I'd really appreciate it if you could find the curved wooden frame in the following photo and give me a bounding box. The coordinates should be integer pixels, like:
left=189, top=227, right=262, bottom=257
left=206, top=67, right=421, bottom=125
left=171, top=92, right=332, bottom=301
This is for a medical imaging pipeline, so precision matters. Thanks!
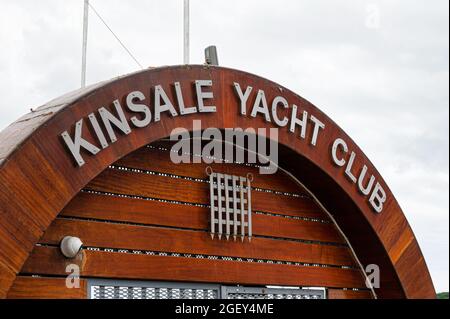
left=0, top=65, right=435, bottom=298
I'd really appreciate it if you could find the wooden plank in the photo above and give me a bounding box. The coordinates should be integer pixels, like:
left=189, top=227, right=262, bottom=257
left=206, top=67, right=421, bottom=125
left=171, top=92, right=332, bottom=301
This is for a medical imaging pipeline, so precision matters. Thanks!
left=253, top=214, right=344, bottom=243
left=22, top=247, right=367, bottom=289
left=0, top=260, right=16, bottom=299
left=0, top=222, right=31, bottom=272
left=62, top=192, right=208, bottom=230
left=116, top=146, right=302, bottom=194
left=327, top=289, right=373, bottom=299
left=7, top=276, right=87, bottom=299
left=61, top=194, right=344, bottom=244
left=40, top=219, right=355, bottom=266
left=86, top=168, right=327, bottom=219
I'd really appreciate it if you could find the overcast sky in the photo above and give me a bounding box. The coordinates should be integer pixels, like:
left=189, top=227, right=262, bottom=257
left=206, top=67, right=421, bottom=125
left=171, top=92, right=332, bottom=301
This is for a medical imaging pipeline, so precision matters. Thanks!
left=0, top=0, right=448, bottom=292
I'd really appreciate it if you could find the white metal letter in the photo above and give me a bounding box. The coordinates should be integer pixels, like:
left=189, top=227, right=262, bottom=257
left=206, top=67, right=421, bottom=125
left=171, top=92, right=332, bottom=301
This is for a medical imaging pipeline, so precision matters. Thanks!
left=234, top=83, right=253, bottom=115
left=331, top=138, right=348, bottom=167
left=126, top=91, right=151, bottom=128
left=61, top=119, right=101, bottom=167
left=251, top=90, right=271, bottom=122
left=88, top=113, right=108, bottom=149
left=175, top=82, right=196, bottom=115
left=290, top=105, right=308, bottom=138
left=345, top=151, right=358, bottom=183
left=271, top=96, right=289, bottom=127
left=195, top=80, right=216, bottom=113
left=369, top=182, right=386, bottom=213
left=309, top=115, right=325, bottom=146
left=154, top=85, right=178, bottom=122
left=99, top=100, right=132, bottom=143
left=358, top=165, right=376, bottom=196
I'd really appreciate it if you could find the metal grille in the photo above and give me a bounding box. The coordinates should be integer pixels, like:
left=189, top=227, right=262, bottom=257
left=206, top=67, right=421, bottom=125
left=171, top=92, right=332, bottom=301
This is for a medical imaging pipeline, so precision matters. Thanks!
left=209, top=172, right=252, bottom=242
left=221, top=286, right=326, bottom=300
left=89, top=280, right=219, bottom=299
left=89, top=280, right=326, bottom=299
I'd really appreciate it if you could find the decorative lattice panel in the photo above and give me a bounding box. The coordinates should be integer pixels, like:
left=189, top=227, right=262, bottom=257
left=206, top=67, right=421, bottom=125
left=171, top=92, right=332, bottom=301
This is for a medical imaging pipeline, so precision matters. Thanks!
left=89, top=280, right=326, bottom=299
left=221, top=286, right=326, bottom=299
left=209, top=171, right=253, bottom=242
left=89, top=281, right=219, bottom=299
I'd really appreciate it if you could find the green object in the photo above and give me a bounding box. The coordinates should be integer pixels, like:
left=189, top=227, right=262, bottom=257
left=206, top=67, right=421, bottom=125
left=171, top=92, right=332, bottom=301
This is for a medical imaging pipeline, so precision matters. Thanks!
left=437, top=292, right=449, bottom=299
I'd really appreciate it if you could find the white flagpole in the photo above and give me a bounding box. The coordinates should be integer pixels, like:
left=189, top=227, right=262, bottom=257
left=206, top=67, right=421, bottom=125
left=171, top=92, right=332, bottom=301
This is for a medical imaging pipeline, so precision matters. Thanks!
left=183, top=0, right=190, bottom=64
left=81, top=0, right=89, bottom=88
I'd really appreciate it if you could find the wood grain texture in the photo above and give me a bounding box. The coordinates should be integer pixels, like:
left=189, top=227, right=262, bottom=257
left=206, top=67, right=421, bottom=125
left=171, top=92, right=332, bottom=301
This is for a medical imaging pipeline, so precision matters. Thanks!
left=0, top=259, right=16, bottom=298
left=7, top=277, right=87, bottom=299
left=87, top=168, right=326, bottom=219
left=327, top=289, right=373, bottom=299
left=116, top=145, right=302, bottom=194
left=62, top=196, right=343, bottom=245
left=62, top=192, right=209, bottom=229
left=22, top=247, right=367, bottom=289
left=0, top=65, right=434, bottom=298
left=39, top=218, right=355, bottom=266
left=61, top=193, right=345, bottom=243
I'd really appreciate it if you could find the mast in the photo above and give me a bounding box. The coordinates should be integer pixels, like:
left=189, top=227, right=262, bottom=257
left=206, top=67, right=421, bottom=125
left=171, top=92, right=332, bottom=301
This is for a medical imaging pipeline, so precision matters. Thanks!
left=81, top=0, right=89, bottom=88
left=183, top=0, right=190, bottom=64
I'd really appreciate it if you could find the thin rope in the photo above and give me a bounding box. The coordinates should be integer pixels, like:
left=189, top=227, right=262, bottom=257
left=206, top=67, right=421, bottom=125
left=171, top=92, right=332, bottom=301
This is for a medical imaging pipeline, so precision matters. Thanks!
left=88, top=3, right=144, bottom=69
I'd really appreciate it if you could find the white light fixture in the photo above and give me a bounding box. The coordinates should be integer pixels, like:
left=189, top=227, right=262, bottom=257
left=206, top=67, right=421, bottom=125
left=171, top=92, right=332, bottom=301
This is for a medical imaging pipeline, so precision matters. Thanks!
left=60, top=236, right=83, bottom=258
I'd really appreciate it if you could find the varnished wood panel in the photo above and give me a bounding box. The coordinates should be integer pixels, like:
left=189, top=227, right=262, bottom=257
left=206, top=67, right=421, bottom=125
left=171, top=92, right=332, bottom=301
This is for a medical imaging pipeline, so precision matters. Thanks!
left=39, top=219, right=355, bottom=266
left=116, top=146, right=301, bottom=194
left=87, top=168, right=325, bottom=219
left=0, top=65, right=434, bottom=298
left=253, top=214, right=344, bottom=243
left=62, top=197, right=343, bottom=244
left=327, top=289, right=373, bottom=299
left=62, top=192, right=208, bottom=229
left=22, top=247, right=367, bottom=289
left=0, top=260, right=16, bottom=299
left=7, top=277, right=87, bottom=299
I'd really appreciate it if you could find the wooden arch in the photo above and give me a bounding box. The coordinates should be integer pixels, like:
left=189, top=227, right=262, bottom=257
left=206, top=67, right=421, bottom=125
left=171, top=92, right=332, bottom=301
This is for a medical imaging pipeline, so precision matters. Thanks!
left=0, top=65, right=435, bottom=298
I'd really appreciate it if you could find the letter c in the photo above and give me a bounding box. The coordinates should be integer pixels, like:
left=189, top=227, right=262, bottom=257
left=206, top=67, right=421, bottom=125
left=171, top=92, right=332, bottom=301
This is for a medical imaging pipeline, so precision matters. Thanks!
left=271, top=96, right=289, bottom=127
left=332, top=138, right=348, bottom=167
